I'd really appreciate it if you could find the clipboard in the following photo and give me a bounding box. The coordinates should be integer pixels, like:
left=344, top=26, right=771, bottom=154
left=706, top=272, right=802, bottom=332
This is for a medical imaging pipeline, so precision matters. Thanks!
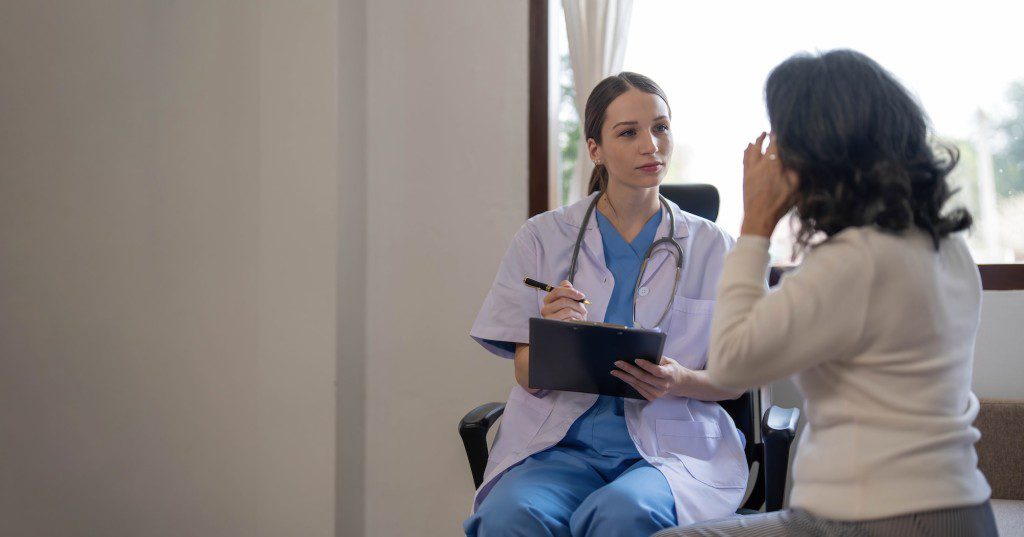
left=528, top=317, right=667, bottom=399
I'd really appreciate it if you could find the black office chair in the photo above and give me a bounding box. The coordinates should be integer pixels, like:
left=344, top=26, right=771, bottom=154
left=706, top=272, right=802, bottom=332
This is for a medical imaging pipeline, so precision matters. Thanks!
left=459, top=184, right=801, bottom=514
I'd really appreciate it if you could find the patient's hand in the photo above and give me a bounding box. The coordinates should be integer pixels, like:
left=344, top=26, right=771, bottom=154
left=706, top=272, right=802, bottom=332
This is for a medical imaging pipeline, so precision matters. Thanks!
left=741, top=132, right=798, bottom=238
left=611, top=357, right=744, bottom=402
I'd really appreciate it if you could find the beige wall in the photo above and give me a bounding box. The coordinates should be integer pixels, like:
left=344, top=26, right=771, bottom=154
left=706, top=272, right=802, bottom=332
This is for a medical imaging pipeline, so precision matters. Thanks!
left=0, top=2, right=338, bottom=536
left=362, top=0, right=528, bottom=535
left=338, top=0, right=367, bottom=535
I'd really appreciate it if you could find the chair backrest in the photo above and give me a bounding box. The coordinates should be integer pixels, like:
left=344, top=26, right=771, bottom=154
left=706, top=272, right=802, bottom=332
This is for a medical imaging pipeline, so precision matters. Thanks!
left=660, top=183, right=720, bottom=222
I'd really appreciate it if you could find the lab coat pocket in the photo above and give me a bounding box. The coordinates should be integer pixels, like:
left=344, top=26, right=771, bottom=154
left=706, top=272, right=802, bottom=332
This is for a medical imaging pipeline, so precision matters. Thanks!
left=656, top=418, right=746, bottom=489
left=664, top=297, right=716, bottom=370
left=499, top=385, right=554, bottom=445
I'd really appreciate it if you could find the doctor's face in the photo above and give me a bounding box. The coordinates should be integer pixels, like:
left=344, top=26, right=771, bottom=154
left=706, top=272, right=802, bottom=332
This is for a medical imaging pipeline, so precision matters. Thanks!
left=589, top=89, right=673, bottom=190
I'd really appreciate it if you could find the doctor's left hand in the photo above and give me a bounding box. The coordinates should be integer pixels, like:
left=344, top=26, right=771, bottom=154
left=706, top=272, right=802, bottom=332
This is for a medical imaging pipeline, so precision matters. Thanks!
left=610, top=356, right=690, bottom=401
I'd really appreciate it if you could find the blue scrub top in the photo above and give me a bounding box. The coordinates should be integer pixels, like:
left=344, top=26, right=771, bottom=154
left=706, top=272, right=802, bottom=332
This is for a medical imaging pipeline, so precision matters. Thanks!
left=555, top=208, right=662, bottom=461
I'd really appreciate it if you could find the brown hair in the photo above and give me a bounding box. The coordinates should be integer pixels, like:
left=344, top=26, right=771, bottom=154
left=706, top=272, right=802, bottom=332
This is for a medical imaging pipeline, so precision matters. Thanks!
left=584, top=72, right=671, bottom=194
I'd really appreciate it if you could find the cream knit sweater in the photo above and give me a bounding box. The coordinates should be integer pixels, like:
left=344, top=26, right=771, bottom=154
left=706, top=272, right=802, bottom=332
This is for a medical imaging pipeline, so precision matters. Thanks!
left=708, top=227, right=991, bottom=520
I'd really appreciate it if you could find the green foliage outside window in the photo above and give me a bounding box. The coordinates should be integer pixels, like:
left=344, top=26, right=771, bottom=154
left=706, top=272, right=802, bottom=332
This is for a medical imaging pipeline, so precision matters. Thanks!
left=559, top=53, right=581, bottom=205
left=993, top=80, right=1024, bottom=198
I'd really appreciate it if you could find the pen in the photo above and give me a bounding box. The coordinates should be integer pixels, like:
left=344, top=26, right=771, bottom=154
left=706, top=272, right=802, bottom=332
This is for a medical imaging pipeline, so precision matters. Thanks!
left=523, top=277, right=591, bottom=305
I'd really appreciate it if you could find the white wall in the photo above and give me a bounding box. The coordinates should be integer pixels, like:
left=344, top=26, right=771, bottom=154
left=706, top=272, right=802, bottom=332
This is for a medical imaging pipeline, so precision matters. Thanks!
left=362, top=0, right=528, bottom=535
left=0, top=2, right=338, bottom=535
left=972, top=291, right=1024, bottom=399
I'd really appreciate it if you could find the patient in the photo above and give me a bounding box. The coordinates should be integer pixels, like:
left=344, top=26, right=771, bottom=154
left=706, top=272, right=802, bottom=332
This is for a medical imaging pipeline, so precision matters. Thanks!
left=656, top=49, right=997, bottom=536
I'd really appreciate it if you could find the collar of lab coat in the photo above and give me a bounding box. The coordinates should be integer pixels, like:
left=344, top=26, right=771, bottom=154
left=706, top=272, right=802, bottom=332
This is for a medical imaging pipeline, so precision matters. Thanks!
left=565, top=190, right=690, bottom=241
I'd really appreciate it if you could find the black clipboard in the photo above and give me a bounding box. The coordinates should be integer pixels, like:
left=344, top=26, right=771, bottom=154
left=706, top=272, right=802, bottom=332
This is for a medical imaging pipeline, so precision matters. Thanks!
left=528, top=317, right=667, bottom=399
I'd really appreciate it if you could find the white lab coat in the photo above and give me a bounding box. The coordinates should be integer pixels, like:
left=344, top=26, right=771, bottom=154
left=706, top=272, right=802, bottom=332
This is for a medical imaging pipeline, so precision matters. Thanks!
left=470, top=192, right=748, bottom=524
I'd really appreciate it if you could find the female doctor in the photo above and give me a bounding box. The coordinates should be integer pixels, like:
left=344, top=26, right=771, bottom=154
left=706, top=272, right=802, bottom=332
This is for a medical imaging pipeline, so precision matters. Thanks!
left=464, top=72, right=749, bottom=537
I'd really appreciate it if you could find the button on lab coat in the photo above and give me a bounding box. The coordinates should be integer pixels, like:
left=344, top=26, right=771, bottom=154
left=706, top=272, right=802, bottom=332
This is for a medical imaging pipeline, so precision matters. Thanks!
left=470, top=192, right=748, bottom=524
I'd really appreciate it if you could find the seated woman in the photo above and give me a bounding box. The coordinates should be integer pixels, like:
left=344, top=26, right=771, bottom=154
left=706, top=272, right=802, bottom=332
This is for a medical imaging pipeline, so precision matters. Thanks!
left=656, top=49, right=996, bottom=537
left=463, top=72, right=750, bottom=536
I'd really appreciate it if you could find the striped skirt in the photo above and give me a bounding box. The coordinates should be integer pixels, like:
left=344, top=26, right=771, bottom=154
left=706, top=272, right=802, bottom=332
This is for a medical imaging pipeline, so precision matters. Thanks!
left=653, top=501, right=998, bottom=537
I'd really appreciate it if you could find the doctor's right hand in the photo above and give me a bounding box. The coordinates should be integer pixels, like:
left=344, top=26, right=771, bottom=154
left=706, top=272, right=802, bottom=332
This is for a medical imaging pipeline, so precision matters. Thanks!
left=541, top=280, right=588, bottom=321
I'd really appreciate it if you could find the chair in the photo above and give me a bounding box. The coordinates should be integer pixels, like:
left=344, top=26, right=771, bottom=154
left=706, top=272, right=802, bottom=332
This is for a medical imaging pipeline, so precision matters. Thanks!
left=660, top=183, right=720, bottom=223
left=459, top=184, right=801, bottom=514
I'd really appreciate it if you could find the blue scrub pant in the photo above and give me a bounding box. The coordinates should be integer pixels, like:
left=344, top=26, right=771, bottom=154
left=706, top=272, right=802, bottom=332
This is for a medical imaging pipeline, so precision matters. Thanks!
left=464, top=445, right=676, bottom=537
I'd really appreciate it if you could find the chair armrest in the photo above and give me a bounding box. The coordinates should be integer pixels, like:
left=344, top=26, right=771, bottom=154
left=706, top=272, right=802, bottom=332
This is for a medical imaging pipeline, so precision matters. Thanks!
left=460, top=402, right=506, bottom=431
left=459, top=402, right=506, bottom=488
left=761, top=405, right=800, bottom=512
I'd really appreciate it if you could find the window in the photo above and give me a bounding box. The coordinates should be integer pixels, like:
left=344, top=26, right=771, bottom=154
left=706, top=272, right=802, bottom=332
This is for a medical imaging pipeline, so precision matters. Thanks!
left=552, top=0, right=1024, bottom=263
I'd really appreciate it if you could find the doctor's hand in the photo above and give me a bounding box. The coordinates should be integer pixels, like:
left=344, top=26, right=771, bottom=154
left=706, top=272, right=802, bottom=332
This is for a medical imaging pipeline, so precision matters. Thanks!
left=610, top=356, right=690, bottom=401
left=741, top=132, right=799, bottom=238
left=541, top=280, right=588, bottom=321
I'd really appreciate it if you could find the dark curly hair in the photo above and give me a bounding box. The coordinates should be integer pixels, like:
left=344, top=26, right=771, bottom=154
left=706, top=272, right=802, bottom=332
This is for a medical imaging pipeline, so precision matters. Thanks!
left=766, top=49, right=971, bottom=253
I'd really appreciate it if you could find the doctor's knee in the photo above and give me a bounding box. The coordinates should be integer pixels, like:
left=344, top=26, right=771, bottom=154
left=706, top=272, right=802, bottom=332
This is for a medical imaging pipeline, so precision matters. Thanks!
left=466, top=497, right=565, bottom=537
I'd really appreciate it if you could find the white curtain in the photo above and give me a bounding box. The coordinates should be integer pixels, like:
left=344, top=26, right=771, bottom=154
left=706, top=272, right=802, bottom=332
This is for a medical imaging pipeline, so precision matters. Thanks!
left=562, top=0, right=634, bottom=201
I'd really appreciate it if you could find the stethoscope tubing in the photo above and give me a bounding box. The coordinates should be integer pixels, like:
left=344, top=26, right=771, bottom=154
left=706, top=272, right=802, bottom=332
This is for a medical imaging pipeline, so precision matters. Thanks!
left=567, top=192, right=683, bottom=330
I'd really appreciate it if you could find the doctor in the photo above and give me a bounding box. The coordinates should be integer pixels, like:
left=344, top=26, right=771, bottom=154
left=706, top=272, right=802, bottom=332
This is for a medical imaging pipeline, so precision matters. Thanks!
left=464, top=72, right=748, bottom=537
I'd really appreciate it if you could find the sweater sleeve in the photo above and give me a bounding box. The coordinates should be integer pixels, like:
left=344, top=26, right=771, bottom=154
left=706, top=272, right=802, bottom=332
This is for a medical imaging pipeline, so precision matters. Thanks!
left=706, top=232, right=874, bottom=390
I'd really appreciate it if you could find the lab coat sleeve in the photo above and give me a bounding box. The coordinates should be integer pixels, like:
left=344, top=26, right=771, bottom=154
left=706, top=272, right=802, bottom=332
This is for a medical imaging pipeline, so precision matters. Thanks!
left=706, top=231, right=873, bottom=390
left=470, top=224, right=542, bottom=359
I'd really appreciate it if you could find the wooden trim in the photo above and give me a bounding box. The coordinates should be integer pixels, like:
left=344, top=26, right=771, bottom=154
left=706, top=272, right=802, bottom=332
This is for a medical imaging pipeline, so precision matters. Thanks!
left=528, top=0, right=549, bottom=217
left=978, top=264, right=1024, bottom=291
left=771, top=264, right=1024, bottom=291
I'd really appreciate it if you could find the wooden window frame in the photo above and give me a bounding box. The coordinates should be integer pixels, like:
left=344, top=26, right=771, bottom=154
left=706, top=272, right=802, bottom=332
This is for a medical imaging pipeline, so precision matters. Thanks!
left=527, top=0, right=1024, bottom=290
left=770, top=265, right=1024, bottom=290
left=528, top=0, right=549, bottom=219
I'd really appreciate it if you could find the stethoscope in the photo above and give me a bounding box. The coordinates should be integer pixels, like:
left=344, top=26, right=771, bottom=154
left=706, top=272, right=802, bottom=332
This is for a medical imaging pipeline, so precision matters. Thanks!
left=567, top=192, right=684, bottom=330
